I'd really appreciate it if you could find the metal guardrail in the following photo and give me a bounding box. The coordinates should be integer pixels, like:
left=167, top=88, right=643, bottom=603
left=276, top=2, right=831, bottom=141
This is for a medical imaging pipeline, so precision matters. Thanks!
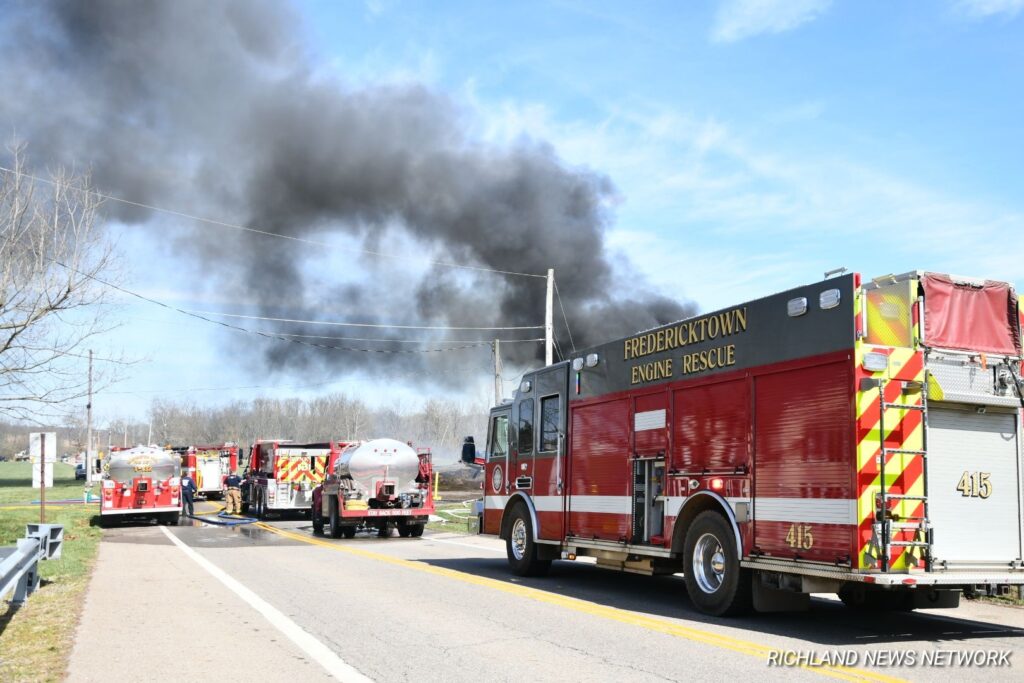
left=0, top=524, right=63, bottom=606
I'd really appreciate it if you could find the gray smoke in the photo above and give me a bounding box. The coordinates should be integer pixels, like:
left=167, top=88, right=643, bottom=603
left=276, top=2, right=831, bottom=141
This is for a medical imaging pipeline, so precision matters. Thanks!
left=0, top=0, right=694, bottom=380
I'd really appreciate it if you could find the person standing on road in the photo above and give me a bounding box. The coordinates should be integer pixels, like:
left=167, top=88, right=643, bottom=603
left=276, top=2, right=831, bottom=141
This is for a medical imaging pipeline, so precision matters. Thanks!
left=180, top=472, right=197, bottom=517
left=224, top=470, right=243, bottom=515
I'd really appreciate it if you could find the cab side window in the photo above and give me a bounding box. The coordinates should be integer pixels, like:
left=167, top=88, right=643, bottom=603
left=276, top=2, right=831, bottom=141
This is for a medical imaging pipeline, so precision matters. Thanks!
left=518, top=399, right=534, bottom=455
left=489, top=415, right=509, bottom=461
left=540, top=395, right=560, bottom=452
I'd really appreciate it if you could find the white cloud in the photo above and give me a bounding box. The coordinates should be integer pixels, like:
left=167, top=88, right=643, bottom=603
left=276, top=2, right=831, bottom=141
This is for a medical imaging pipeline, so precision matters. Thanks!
left=711, top=0, right=832, bottom=43
left=468, top=94, right=1024, bottom=305
left=954, top=0, right=1024, bottom=18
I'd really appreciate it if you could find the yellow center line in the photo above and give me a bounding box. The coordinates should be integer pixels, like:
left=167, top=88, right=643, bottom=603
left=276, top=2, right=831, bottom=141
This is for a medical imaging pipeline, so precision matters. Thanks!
left=253, top=522, right=904, bottom=683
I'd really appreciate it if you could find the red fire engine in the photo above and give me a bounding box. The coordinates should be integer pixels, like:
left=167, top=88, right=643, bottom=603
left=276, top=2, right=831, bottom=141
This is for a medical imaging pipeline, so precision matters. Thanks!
left=242, top=440, right=345, bottom=518
left=98, top=445, right=181, bottom=526
left=312, top=439, right=434, bottom=538
left=469, top=271, right=1024, bottom=615
left=173, top=443, right=239, bottom=499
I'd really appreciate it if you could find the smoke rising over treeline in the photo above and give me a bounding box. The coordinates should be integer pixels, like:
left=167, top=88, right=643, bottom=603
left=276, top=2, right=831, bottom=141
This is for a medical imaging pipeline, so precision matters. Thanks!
left=0, top=0, right=694, bottom=382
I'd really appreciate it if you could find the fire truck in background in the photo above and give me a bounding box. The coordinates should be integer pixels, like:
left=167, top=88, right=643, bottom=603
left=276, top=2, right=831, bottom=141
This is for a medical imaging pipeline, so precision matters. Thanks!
left=242, top=440, right=345, bottom=519
left=469, top=271, right=1024, bottom=615
left=173, top=443, right=239, bottom=499
left=312, top=439, right=434, bottom=538
left=98, top=445, right=181, bottom=526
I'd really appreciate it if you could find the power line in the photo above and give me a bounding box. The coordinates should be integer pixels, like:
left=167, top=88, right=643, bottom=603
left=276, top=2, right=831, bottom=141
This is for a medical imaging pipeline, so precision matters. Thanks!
left=553, top=278, right=577, bottom=354
left=0, top=165, right=547, bottom=280
left=186, top=309, right=544, bottom=331
left=51, top=260, right=500, bottom=355
left=274, top=332, right=546, bottom=344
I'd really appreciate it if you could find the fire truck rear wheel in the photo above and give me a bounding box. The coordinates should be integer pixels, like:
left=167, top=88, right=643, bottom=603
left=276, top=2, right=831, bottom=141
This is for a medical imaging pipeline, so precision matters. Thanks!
left=683, top=510, right=752, bottom=616
left=342, top=526, right=356, bottom=539
left=312, top=504, right=325, bottom=535
left=838, top=584, right=912, bottom=611
left=506, top=505, right=551, bottom=577
left=397, top=521, right=412, bottom=537
left=409, top=523, right=424, bottom=537
left=328, top=498, right=343, bottom=539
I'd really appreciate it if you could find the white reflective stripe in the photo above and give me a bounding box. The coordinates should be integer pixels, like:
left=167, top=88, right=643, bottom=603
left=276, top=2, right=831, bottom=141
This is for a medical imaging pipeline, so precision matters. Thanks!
left=665, top=496, right=749, bottom=518
left=568, top=495, right=632, bottom=514
left=634, top=409, right=666, bottom=431
left=533, top=496, right=563, bottom=512
left=754, top=498, right=856, bottom=525
left=484, top=495, right=509, bottom=509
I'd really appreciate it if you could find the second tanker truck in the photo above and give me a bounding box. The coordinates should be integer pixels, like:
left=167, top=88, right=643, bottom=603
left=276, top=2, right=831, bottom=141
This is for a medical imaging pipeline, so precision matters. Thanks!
left=312, top=438, right=435, bottom=538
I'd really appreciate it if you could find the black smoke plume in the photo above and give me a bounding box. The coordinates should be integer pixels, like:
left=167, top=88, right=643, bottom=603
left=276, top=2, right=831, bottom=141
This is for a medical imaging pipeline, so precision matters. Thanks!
left=0, top=0, right=694, bottom=381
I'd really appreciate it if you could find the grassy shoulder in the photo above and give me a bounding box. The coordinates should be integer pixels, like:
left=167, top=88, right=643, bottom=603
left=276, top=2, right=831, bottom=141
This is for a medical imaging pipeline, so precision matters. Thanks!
left=427, top=498, right=480, bottom=534
left=0, top=462, right=102, bottom=682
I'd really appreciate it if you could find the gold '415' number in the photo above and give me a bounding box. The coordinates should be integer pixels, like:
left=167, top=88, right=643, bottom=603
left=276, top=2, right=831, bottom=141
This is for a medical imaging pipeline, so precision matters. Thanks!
left=956, top=471, right=992, bottom=499
left=786, top=524, right=814, bottom=550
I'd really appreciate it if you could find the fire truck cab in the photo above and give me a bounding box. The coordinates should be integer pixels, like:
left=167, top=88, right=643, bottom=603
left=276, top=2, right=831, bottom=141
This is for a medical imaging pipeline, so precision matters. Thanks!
left=474, top=271, right=1024, bottom=615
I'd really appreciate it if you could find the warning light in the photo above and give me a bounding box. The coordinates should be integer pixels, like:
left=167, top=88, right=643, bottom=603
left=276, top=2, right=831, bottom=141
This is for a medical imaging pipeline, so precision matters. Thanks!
left=710, top=478, right=724, bottom=491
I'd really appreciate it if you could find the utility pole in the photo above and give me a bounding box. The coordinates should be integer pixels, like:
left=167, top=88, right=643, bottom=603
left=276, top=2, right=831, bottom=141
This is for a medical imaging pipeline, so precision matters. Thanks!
left=493, top=338, right=503, bottom=405
left=39, top=433, right=46, bottom=523
left=86, top=349, right=93, bottom=485
left=545, top=268, right=554, bottom=366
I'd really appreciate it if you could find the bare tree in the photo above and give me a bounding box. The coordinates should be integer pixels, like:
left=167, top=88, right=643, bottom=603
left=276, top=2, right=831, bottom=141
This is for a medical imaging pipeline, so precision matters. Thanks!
left=0, top=145, right=120, bottom=422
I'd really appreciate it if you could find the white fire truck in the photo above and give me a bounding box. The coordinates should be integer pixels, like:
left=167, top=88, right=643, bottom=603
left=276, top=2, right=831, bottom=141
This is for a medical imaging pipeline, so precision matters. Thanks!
left=468, top=271, right=1024, bottom=615
left=242, top=440, right=344, bottom=518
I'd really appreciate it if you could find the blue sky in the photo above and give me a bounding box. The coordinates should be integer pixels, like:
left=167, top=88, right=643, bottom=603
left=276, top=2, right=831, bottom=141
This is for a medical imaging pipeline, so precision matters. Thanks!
left=91, top=0, right=1023, bottom=421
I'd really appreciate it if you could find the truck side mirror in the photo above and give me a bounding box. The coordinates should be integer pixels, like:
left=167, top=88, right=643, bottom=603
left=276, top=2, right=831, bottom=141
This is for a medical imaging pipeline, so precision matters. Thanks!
left=461, top=439, right=477, bottom=465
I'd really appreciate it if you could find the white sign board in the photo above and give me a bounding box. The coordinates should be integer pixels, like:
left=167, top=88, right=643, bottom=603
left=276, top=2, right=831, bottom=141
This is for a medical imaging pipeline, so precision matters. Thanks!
left=29, top=432, right=58, bottom=463
left=33, top=460, right=53, bottom=488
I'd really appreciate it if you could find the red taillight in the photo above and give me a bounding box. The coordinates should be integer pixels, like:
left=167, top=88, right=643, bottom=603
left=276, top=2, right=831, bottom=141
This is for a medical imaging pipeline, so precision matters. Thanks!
left=709, top=478, right=724, bottom=491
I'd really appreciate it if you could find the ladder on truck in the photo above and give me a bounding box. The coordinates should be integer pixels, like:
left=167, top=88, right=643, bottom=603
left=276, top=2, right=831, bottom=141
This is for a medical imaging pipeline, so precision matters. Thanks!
left=876, top=376, right=932, bottom=571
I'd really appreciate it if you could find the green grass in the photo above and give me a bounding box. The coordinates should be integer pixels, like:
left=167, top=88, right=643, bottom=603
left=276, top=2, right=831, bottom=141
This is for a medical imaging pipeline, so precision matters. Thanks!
left=0, top=462, right=102, bottom=682
left=427, top=500, right=479, bottom=534
left=0, top=462, right=91, bottom=505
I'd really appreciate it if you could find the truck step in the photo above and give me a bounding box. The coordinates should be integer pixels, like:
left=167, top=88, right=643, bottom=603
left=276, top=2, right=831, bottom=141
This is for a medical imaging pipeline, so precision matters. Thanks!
left=882, top=494, right=928, bottom=501
left=882, top=449, right=927, bottom=456
left=889, top=522, right=929, bottom=530
left=888, top=541, right=931, bottom=547
left=882, top=403, right=926, bottom=411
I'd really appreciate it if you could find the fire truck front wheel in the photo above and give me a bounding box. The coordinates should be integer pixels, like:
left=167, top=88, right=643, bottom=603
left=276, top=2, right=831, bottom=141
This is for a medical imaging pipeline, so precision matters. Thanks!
left=683, top=511, right=752, bottom=617
left=505, top=505, right=551, bottom=577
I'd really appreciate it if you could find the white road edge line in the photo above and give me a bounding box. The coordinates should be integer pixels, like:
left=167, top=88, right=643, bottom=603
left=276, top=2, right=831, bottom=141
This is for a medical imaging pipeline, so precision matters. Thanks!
left=159, top=526, right=372, bottom=683
left=427, top=537, right=505, bottom=553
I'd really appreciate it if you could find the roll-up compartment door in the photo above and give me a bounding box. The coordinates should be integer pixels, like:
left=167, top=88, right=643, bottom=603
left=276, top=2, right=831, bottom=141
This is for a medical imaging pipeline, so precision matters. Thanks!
left=927, top=406, right=1022, bottom=565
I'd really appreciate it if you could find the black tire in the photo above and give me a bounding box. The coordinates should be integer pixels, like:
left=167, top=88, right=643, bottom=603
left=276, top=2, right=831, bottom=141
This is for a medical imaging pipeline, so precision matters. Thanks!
left=166, top=512, right=180, bottom=526
left=397, top=521, right=412, bottom=538
left=256, top=490, right=266, bottom=520
left=505, top=504, right=551, bottom=577
left=377, top=524, right=391, bottom=538
left=342, top=526, right=356, bottom=539
left=409, top=523, right=424, bottom=538
left=838, top=585, right=912, bottom=611
left=312, top=502, right=325, bottom=536
left=683, top=510, right=752, bottom=617
left=328, top=497, right=343, bottom=539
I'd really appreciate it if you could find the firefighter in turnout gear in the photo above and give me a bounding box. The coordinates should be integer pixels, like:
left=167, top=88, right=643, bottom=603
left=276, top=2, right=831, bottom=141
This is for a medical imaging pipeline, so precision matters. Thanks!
left=224, top=471, right=243, bottom=515
left=180, top=473, right=197, bottom=517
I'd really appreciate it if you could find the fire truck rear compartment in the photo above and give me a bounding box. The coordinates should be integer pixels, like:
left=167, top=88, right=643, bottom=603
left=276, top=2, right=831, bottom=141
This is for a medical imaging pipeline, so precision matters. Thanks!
left=926, top=404, right=1023, bottom=567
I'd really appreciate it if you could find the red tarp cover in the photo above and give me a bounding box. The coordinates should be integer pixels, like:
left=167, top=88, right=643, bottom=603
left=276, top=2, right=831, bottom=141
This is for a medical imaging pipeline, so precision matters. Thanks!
left=922, top=273, right=1021, bottom=355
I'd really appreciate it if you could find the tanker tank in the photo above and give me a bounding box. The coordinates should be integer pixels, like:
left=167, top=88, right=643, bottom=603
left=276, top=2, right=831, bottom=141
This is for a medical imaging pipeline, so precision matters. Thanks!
left=333, top=438, right=421, bottom=498
left=105, top=445, right=180, bottom=483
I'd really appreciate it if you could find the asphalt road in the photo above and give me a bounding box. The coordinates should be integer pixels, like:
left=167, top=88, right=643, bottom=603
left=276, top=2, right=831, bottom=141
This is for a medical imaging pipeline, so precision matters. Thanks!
left=71, top=503, right=1024, bottom=682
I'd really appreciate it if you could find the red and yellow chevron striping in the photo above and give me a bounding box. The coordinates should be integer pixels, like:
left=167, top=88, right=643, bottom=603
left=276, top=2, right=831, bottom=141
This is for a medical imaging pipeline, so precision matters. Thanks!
left=855, top=344, right=926, bottom=571
left=275, top=455, right=329, bottom=484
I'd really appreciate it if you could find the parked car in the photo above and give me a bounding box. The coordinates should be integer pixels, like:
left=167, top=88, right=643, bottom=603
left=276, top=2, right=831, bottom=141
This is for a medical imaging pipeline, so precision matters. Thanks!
left=75, top=463, right=86, bottom=480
